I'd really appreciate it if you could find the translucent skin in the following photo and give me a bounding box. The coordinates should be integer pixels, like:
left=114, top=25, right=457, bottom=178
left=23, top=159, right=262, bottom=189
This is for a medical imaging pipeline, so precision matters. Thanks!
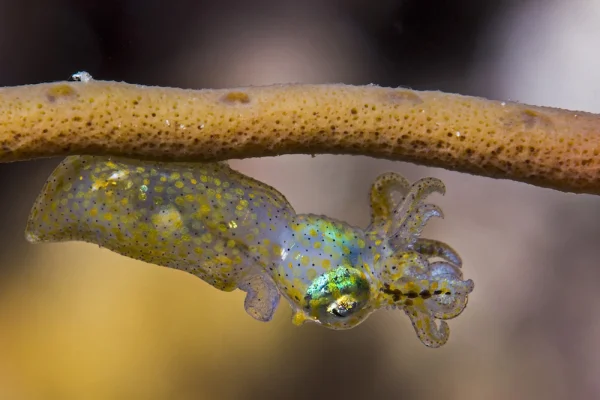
left=26, top=156, right=474, bottom=347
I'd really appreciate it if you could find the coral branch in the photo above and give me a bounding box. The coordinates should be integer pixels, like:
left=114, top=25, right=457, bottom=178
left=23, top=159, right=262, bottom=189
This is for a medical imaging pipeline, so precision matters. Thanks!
left=0, top=77, right=598, bottom=194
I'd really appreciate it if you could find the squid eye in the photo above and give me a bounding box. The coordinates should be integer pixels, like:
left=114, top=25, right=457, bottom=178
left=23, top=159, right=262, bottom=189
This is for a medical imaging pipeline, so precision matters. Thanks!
left=327, top=297, right=358, bottom=318
left=331, top=308, right=345, bottom=317
left=303, top=266, right=371, bottom=327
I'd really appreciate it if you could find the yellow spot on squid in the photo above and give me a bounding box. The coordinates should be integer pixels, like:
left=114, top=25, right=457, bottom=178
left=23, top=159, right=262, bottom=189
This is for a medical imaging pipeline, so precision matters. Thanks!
left=292, top=312, right=308, bottom=326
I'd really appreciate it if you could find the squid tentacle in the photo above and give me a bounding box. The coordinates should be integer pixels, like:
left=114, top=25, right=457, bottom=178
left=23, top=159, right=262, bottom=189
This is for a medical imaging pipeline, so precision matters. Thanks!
left=390, top=203, right=444, bottom=250
left=413, top=238, right=463, bottom=267
left=405, top=307, right=450, bottom=348
left=368, top=172, right=411, bottom=233
left=392, top=177, right=445, bottom=226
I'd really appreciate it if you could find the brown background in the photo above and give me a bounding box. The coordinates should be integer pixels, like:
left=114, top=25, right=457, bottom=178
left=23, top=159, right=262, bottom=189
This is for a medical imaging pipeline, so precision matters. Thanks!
left=0, top=0, right=599, bottom=399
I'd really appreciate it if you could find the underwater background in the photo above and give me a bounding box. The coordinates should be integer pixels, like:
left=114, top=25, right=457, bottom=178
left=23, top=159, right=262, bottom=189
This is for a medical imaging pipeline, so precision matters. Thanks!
left=0, top=0, right=599, bottom=399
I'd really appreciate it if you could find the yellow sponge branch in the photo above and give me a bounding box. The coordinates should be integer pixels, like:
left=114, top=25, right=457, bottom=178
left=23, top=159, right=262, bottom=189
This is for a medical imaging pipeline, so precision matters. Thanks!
left=0, top=78, right=598, bottom=194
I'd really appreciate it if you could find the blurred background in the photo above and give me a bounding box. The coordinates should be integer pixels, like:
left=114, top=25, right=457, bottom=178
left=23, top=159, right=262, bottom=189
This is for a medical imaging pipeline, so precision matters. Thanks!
left=0, top=0, right=599, bottom=399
